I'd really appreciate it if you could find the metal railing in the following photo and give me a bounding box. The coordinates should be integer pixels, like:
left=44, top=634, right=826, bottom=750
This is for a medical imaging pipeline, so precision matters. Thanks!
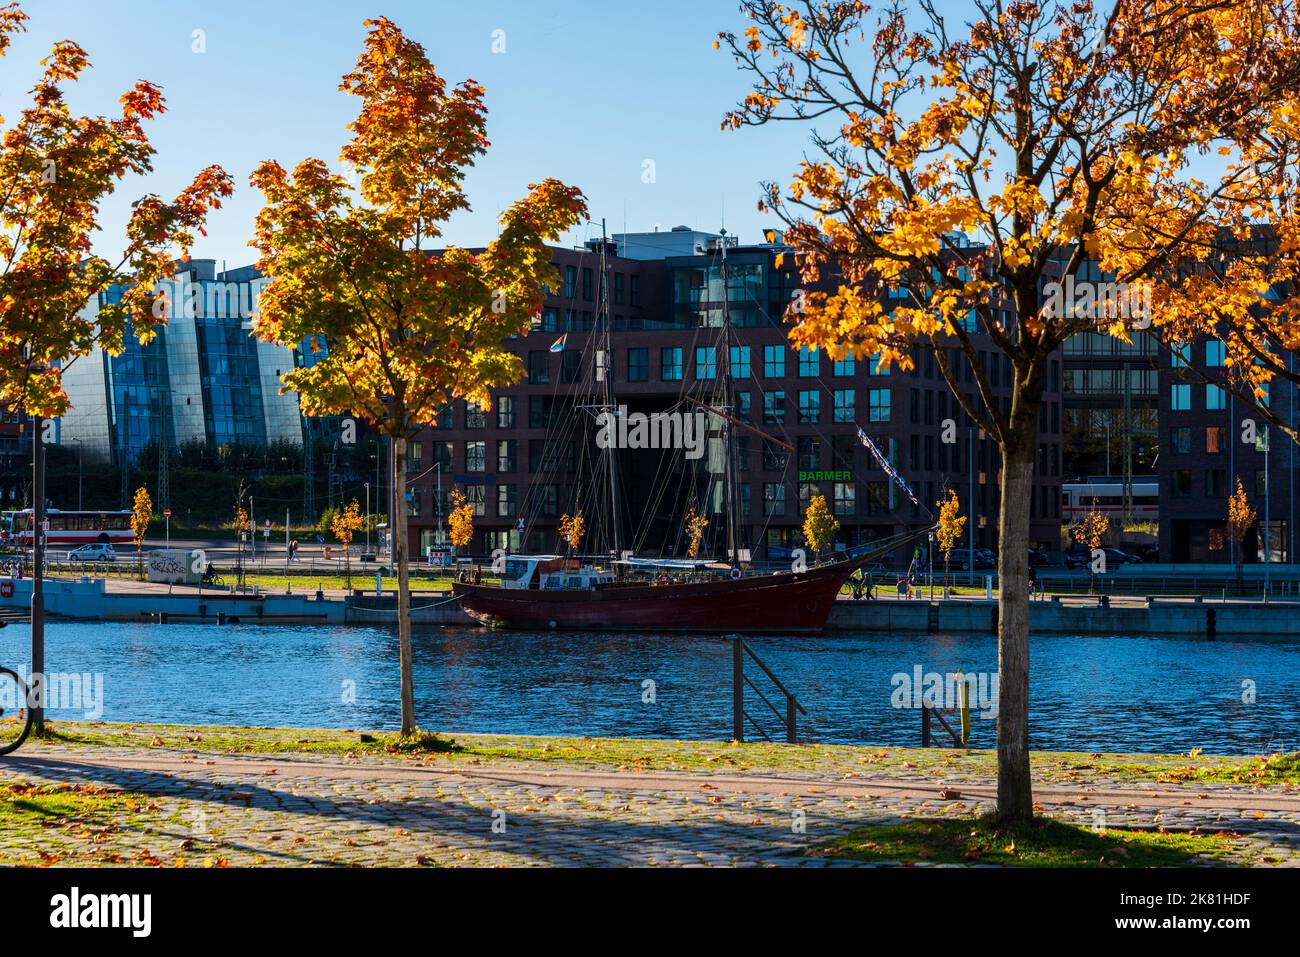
left=728, top=636, right=806, bottom=743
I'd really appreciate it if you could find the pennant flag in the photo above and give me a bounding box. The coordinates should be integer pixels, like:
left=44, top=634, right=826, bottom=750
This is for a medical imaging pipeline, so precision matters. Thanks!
left=549, top=334, right=567, bottom=353
left=857, top=426, right=919, bottom=506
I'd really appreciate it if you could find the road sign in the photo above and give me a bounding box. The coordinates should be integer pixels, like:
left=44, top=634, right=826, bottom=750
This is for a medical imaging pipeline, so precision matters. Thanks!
left=163, top=508, right=172, bottom=518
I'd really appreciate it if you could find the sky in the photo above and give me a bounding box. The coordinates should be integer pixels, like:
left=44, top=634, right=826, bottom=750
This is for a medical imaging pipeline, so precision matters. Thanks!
left=0, top=0, right=813, bottom=266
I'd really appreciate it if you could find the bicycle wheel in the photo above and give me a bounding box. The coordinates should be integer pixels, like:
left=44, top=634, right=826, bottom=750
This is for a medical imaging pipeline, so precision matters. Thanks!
left=0, top=666, right=33, bottom=755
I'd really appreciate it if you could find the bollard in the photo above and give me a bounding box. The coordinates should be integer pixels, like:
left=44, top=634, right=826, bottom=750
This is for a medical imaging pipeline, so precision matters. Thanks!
left=985, top=575, right=993, bottom=600
left=1206, top=606, right=1217, bottom=641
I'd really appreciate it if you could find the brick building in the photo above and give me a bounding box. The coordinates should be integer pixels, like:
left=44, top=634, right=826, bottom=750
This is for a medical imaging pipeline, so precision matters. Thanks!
left=403, top=229, right=1064, bottom=564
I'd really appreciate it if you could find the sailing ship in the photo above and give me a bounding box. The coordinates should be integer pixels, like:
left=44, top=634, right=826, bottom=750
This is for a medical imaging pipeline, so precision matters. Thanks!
left=452, top=224, right=921, bottom=632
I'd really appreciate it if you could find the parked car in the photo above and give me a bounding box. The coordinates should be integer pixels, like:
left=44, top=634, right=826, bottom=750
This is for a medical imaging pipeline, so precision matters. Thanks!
left=1101, top=547, right=1141, bottom=566
left=1027, top=547, right=1048, bottom=568
left=956, top=548, right=996, bottom=571
left=1131, top=543, right=1159, bottom=562
left=68, top=543, right=116, bottom=563
left=1064, top=543, right=1091, bottom=569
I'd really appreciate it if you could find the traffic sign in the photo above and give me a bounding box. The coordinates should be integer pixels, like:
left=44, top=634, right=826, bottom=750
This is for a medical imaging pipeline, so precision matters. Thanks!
left=163, top=508, right=172, bottom=518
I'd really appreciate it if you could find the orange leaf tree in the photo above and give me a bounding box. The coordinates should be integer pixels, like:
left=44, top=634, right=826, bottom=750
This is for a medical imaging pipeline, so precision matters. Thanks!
left=249, top=19, right=587, bottom=735
left=1225, top=476, right=1257, bottom=562
left=718, top=0, right=1300, bottom=822
left=0, top=2, right=233, bottom=418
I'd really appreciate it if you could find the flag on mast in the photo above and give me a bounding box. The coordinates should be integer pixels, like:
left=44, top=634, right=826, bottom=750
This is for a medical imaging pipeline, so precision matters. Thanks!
left=856, top=426, right=919, bottom=506
left=550, top=334, right=567, bottom=353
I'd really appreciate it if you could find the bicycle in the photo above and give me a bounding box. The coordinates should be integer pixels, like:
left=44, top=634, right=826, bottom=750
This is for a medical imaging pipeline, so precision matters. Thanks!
left=200, top=563, right=225, bottom=587
left=0, top=662, right=33, bottom=756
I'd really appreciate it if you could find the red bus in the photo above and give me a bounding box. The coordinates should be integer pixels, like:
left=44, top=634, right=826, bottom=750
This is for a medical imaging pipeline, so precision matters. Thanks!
left=0, top=509, right=134, bottom=547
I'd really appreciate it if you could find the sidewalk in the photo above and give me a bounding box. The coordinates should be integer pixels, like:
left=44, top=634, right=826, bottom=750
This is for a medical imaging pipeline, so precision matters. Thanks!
left=2, top=727, right=1298, bottom=867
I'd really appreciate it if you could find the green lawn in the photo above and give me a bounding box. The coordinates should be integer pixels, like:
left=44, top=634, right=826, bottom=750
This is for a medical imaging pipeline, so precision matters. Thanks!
left=31, top=721, right=1300, bottom=786
left=814, top=815, right=1243, bottom=866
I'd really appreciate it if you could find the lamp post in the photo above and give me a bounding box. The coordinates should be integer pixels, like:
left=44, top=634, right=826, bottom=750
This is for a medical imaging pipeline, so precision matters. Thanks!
left=365, top=481, right=371, bottom=556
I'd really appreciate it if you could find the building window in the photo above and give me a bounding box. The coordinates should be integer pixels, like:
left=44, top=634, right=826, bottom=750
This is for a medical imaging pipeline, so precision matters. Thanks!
left=1171, top=427, right=1192, bottom=454
left=564, top=265, right=577, bottom=299
left=614, top=273, right=625, bottom=306
left=559, top=351, right=581, bottom=384
left=528, top=351, right=550, bottom=385
left=661, top=347, right=683, bottom=381
left=496, top=439, right=515, bottom=473
left=1171, top=383, right=1191, bottom=410
left=407, top=490, right=421, bottom=518
left=798, top=390, right=820, bottom=424
left=497, top=483, right=517, bottom=518
left=1206, top=340, right=1226, bottom=366
left=763, top=441, right=788, bottom=471
left=763, top=345, right=785, bottom=378
left=798, top=346, right=818, bottom=377
left=868, top=389, right=891, bottom=423
left=529, top=439, right=558, bottom=473
left=465, top=401, right=486, bottom=429
left=463, top=484, right=486, bottom=517
left=1207, top=469, right=1226, bottom=498
left=1171, top=469, right=1193, bottom=497
left=537, top=484, right=559, bottom=517
left=730, top=345, right=751, bottom=378
left=696, top=347, right=716, bottom=379
left=629, top=275, right=641, bottom=307
left=1171, top=345, right=1189, bottom=367
left=434, top=441, right=453, bottom=470
left=833, top=354, right=855, bottom=376
left=465, top=441, right=486, bottom=473
left=798, top=435, right=820, bottom=470
left=1206, top=384, right=1226, bottom=410
left=763, top=482, right=786, bottom=517
left=406, top=442, right=422, bottom=472
left=582, top=267, right=594, bottom=301
left=833, top=482, right=855, bottom=517
left=833, top=389, right=854, bottom=424
left=763, top=390, right=785, bottom=425
left=496, top=396, right=515, bottom=429
left=627, top=348, right=648, bottom=382
left=1206, top=426, right=1225, bottom=454
left=736, top=391, right=751, bottom=422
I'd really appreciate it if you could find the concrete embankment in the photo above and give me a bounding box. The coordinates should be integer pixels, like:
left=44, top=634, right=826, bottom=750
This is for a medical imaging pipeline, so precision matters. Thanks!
left=1, top=576, right=1296, bottom=637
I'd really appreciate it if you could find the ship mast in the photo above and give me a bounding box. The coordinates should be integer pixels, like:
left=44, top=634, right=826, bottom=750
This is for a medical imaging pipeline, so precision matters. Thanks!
left=599, top=219, right=622, bottom=559
left=718, top=229, right=742, bottom=568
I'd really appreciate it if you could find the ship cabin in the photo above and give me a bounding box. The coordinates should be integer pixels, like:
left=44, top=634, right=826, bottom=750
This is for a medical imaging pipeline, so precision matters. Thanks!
left=499, top=556, right=616, bottom=591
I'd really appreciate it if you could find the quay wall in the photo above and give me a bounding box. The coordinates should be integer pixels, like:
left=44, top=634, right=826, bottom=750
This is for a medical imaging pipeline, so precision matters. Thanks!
left=0, top=577, right=1296, bottom=637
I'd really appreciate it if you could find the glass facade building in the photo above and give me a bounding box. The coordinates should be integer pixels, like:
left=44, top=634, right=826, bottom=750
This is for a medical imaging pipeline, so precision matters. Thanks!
left=59, top=260, right=303, bottom=466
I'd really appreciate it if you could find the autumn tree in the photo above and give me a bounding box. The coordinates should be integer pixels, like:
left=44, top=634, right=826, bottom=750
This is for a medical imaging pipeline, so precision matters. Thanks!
left=935, top=490, right=967, bottom=589
left=719, top=0, right=1300, bottom=823
left=559, top=512, right=586, bottom=554
left=1072, top=507, right=1111, bottom=589
left=447, top=489, right=475, bottom=553
left=1226, top=476, right=1257, bottom=564
left=331, top=498, right=365, bottom=589
left=802, top=493, right=839, bottom=556
left=684, top=505, right=709, bottom=559
left=130, top=486, right=152, bottom=580
left=0, top=4, right=232, bottom=417
left=250, top=19, right=586, bottom=736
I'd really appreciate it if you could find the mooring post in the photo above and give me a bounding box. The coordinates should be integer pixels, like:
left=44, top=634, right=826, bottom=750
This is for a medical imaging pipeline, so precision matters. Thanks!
left=731, top=636, right=744, bottom=742
left=921, top=704, right=932, bottom=747
left=786, top=693, right=796, bottom=744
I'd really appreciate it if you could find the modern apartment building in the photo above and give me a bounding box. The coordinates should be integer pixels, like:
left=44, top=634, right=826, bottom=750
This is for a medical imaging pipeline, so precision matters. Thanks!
left=403, top=230, right=1065, bottom=563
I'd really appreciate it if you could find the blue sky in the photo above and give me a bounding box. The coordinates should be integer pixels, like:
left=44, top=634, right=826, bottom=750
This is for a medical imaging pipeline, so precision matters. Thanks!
left=1, top=0, right=810, bottom=265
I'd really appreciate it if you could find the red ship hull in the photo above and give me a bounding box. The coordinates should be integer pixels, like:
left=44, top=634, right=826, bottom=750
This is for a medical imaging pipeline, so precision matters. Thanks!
left=452, top=558, right=866, bottom=633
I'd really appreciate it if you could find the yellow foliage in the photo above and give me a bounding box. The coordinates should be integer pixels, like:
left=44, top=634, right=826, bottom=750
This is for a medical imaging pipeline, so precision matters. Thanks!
left=1072, top=510, right=1109, bottom=551
left=802, top=494, right=840, bottom=555
left=130, top=487, right=153, bottom=546
left=935, top=490, right=966, bottom=562
left=1226, top=476, right=1257, bottom=546
left=559, top=512, right=586, bottom=552
left=684, top=505, right=709, bottom=559
left=448, top=488, right=474, bottom=549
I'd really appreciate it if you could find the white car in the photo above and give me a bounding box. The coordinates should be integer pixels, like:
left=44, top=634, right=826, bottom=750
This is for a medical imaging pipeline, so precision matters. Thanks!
left=68, top=543, right=117, bottom=562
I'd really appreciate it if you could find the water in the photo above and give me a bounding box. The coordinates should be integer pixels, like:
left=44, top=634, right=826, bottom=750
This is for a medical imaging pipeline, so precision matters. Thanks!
left=0, top=621, right=1295, bottom=755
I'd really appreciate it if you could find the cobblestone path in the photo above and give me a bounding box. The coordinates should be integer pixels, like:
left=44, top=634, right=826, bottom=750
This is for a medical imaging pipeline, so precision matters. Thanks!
left=2, top=744, right=1299, bottom=867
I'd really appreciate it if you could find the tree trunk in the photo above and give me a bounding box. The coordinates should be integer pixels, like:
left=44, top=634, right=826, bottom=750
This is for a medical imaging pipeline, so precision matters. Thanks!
left=996, top=429, right=1036, bottom=824
left=392, top=436, right=415, bottom=736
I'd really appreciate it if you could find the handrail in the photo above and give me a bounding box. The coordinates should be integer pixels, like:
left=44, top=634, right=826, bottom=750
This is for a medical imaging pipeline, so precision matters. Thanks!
left=727, top=635, right=805, bottom=743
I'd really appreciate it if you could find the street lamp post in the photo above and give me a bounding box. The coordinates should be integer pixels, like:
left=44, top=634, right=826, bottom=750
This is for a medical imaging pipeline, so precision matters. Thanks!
left=72, top=437, right=83, bottom=511
left=365, top=481, right=371, bottom=556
